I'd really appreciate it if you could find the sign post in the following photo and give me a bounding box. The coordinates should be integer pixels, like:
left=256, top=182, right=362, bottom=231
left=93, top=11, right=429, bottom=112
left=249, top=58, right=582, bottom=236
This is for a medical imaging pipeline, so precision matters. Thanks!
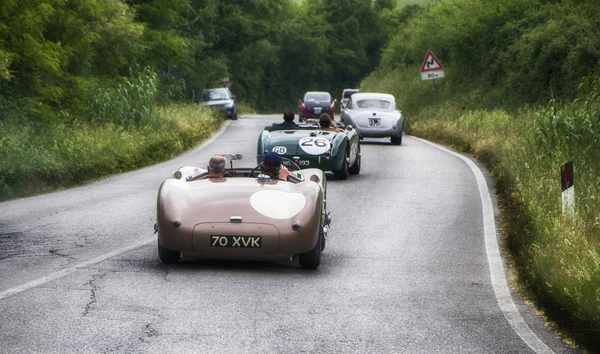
left=561, top=161, right=574, bottom=218
left=420, top=50, right=445, bottom=81
left=420, top=50, right=444, bottom=101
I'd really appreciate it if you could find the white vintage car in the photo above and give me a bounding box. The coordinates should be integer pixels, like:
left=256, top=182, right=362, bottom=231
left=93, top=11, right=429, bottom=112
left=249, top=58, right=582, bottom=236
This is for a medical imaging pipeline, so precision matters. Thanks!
left=340, top=92, right=404, bottom=145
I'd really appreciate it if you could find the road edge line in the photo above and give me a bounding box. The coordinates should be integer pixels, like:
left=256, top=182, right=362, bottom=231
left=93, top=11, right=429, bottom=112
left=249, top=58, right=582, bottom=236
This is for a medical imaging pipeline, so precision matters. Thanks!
left=413, top=136, right=554, bottom=354
left=0, top=239, right=152, bottom=301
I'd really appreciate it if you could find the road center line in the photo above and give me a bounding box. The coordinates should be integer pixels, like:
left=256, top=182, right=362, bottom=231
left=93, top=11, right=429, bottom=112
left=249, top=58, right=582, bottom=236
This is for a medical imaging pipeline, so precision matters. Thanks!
left=414, top=137, right=553, bottom=354
left=0, top=238, right=153, bottom=301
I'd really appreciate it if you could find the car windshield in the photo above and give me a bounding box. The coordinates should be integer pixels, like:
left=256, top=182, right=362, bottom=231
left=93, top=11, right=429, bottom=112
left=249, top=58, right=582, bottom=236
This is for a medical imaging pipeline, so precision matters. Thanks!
left=305, top=93, right=330, bottom=102
left=355, top=99, right=392, bottom=110
left=283, top=158, right=305, bottom=181
left=202, top=89, right=230, bottom=101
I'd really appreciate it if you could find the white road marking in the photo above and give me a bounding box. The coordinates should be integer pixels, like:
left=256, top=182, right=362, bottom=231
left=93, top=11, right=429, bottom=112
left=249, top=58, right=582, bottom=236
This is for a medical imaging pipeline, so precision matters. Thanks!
left=0, top=238, right=153, bottom=301
left=0, top=120, right=233, bottom=301
left=414, top=137, right=554, bottom=354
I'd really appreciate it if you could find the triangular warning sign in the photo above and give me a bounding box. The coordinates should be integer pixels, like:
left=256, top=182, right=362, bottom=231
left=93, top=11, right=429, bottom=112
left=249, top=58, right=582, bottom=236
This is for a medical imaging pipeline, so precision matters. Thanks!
left=420, top=50, right=444, bottom=72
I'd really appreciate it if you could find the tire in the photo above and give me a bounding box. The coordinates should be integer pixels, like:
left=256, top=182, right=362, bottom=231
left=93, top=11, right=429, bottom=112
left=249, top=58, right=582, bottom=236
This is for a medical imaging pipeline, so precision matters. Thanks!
left=158, top=238, right=180, bottom=264
left=348, top=144, right=361, bottom=175
left=231, top=111, right=238, bottom=120
left=391, top=135, right=402, bottom=145
left=332, top=147, right=349, bottom=180
left=299, top=230, right=322, bottom=270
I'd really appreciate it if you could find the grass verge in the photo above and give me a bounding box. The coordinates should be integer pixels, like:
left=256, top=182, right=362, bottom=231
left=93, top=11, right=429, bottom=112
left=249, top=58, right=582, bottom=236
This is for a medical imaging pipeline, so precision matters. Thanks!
left=0, top=104, right=223, bottom=201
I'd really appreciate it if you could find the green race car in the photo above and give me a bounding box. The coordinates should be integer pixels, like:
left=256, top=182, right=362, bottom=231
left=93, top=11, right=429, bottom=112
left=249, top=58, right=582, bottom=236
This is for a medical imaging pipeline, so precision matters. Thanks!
left=257, top=124, right=361, bottom=180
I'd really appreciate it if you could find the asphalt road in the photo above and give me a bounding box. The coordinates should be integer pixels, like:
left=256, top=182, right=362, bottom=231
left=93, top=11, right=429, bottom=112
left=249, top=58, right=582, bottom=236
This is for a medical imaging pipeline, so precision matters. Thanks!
left=0, top=114, right=579, bottom=353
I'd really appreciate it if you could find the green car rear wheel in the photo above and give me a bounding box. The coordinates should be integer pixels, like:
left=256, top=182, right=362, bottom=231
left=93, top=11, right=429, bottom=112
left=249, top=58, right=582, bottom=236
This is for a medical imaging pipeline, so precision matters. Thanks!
left=333, top=148, right=349, bottom=180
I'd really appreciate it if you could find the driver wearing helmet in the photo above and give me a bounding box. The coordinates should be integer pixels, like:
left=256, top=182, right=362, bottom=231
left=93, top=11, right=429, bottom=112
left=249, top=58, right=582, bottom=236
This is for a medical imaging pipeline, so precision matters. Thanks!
left=261, top=152, right=290, bottom=181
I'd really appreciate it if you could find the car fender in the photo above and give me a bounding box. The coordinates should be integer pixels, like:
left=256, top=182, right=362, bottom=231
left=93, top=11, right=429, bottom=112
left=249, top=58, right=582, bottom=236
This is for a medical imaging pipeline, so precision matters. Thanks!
left=330, top=134, right=348, bottom=170
left=396, top=113, right=404, bottom=130
left=341, top=111, right=357, bottom=128
left=256, top=130, right=270, bottom=162
left=346, top=129, right=360, bottom=165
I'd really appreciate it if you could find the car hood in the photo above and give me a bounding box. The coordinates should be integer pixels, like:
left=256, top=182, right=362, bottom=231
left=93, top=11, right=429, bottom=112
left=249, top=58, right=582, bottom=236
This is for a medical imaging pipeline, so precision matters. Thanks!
left=346, top=110, right=401, bottom=128
left=158, top=178, right=321, bottom=225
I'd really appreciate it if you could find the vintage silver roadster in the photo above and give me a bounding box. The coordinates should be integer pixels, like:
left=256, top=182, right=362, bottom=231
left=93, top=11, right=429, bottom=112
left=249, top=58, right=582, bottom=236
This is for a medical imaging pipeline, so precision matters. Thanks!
left=154, top=154, right=330, bottom=269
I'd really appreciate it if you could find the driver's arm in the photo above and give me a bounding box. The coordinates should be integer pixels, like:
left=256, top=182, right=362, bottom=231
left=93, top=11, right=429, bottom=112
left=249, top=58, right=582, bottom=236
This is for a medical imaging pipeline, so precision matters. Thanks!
left=279, top=165, right=290, bottom=181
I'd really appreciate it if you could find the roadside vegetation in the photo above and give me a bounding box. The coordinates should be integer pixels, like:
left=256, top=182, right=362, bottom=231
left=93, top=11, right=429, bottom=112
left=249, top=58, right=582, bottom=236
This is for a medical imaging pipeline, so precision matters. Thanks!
left=0, top=76, right=224, bottom=200
left=362, top=0, right=600, bottom=350
left=2, top=0, right=598, bottom=350
left=0, top=0, right=397, bottom=200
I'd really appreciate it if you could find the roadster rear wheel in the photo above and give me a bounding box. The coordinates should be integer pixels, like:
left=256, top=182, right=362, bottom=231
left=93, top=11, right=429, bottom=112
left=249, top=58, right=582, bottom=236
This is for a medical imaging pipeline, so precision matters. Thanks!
left=349, top=145, right=361, bottom=175
left=391, top=134, right=402, bottom=145
left=158, top=238, right=180, bottom=264
left=299, top=231, right=322, bottom=270
left=333, top=147, right=349, bottom=180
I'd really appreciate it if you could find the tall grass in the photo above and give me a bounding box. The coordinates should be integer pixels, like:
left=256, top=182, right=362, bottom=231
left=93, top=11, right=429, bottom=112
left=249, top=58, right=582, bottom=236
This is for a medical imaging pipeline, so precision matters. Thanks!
left=0, top=104, right=222, bottom=201
left=85, top=68, right=159, bottom=126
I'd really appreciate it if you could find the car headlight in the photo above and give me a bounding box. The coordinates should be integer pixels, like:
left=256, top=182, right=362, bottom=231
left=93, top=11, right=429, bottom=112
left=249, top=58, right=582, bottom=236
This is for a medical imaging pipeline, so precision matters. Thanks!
left=225, top=102, right=234, bottom=109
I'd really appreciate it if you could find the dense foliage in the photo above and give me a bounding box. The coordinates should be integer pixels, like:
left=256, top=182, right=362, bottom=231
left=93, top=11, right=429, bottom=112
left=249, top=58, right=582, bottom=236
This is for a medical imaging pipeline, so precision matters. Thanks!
left=0, top=0, right=399, bottom=118
left=362, top=0, right=600, bottom=349
left=0, top=0, right=402, bottom=199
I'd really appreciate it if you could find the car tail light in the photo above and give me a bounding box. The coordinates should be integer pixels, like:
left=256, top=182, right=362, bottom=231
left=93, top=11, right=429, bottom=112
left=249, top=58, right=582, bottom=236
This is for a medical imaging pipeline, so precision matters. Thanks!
left=292, top=222, right=300, bottom=231
left=329, top=104, right=335, bottom=116
left=325, top=152, right=331, bottom=161
left=300, top=104, right=307, bottom=117
left=173, top=220, right=181, bottom=228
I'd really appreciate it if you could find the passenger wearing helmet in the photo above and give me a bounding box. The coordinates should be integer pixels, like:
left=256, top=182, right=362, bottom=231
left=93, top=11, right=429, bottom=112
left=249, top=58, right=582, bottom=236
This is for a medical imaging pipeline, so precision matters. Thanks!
left=260, top=152, right=290, bottom=181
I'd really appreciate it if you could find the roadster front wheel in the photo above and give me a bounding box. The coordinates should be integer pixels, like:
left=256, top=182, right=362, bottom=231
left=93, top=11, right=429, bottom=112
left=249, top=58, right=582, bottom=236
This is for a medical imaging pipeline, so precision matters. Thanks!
left=158, top=238, right=180, bottom=264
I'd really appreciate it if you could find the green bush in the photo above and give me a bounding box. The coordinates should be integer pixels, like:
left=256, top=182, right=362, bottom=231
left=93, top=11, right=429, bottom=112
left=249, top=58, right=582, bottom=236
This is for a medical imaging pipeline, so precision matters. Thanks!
left=0, top=104, right=222, bottom=201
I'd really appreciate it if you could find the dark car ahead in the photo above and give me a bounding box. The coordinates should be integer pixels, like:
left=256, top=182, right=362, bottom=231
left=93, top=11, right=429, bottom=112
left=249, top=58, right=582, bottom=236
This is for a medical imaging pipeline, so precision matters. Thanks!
left=200, top=87, right=238, bottom=120
left=298, top=91, right=336, bottom=122
left=340, top=88, right=359, bottom=111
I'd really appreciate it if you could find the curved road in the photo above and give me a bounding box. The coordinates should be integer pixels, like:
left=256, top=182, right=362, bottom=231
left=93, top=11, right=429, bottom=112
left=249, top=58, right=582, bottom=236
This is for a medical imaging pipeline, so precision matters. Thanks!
left=0, top=114, right=577, bottom=353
